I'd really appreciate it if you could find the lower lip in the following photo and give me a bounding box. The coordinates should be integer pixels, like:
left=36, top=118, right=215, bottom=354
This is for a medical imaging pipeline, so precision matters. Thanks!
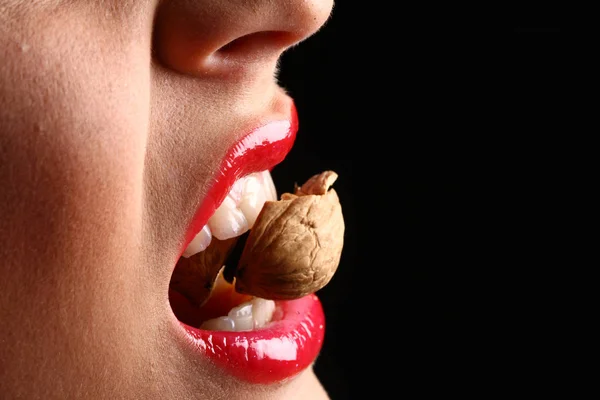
left=179, top=294, right=325, bottom=384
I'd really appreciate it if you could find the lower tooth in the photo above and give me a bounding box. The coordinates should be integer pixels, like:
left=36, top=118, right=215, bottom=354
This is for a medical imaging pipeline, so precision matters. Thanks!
left=250, top=297, right=276, bottom=328
left=200, top=316, right=236, bottom=331
left=228, top=303, right=254, bottom=331
left=199, top=298, right=276, bottom=332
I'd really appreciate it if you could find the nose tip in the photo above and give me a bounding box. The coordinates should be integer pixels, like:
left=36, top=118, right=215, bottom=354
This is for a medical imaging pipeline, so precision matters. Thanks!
left=153, top=0, right=334, bottom=77
left=276, top=0, right=335, bottom=44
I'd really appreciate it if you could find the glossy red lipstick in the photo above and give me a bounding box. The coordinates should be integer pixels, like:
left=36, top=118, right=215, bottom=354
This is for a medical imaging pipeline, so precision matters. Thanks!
left=183, top=295, right=325, bottom=384
left=182, top=105, right=298, bottom=249
left=173, top=103, right=327, bottom=383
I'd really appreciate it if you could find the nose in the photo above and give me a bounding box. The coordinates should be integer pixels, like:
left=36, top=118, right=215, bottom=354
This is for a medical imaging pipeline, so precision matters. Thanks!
left=152, top=0, right=334, bottom=77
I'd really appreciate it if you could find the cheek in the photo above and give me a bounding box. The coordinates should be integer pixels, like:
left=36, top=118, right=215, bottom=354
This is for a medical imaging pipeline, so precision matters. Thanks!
left=1, top=33, right=150, bottom=253
left=0, top=6, right=153, bottom=345
left=0, top=5, right=167, bottom=397
left=0, top=10, right=161, bottom=395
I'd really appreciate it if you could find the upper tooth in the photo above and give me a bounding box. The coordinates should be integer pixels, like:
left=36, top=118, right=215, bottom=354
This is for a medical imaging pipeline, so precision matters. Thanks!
left=208, top=196, right=249, bottom=240
left=261, top=170, right=278, bottom=201
left=239, top=175, right=268, bottom=227
left=183, top=170, right=277, bottom=257
left=181, top=225, right=212, bottom=258
left=205, top=171, right=277, bottom=240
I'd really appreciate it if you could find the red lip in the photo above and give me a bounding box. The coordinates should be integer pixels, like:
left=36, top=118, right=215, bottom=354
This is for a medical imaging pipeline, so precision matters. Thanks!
left=173, top=102, right=326, bottom=384
left=181, top=295, right=325, bottom=383
left=182, top=103, right=298, bottom=249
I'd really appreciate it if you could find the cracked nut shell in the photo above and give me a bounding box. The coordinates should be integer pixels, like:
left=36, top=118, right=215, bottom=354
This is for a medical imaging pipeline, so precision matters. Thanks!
left=234, top=170, right=344, bottom=300
left=170, top=237, right=237, bottom=307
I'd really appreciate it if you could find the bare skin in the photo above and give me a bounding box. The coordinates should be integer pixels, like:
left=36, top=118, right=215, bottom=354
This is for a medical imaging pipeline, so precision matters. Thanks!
left=0, top=1, right=333, bottom=399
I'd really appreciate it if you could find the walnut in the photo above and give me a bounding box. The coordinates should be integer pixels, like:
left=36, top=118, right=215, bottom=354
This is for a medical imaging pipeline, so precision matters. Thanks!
left=170, top=237, right=237, bottom=307
left=234, top=170, right=344, bottom=299
left=170, top=170, right=345, bottom=306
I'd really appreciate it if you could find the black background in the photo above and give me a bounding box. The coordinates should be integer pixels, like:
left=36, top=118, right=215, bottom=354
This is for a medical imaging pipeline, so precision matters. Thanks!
left=275, top=4, right=567, bottom=399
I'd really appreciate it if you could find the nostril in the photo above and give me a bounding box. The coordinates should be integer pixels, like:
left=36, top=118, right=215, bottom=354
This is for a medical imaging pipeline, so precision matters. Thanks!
left=152, top=0, right=333, bottom=77
left=216, top=31, right=298, bottom=60
left=152, top=26, right=298, bottom=76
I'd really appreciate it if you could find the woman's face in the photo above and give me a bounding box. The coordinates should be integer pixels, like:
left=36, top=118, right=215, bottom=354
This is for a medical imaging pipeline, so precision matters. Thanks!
left=0, top=1, right=334, bottom=398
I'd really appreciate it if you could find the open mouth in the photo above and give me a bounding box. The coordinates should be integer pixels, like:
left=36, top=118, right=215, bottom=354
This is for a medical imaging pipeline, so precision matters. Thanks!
left=165, top=104, right=331, bottom=384
left=169, top=169, right=283, bottom=331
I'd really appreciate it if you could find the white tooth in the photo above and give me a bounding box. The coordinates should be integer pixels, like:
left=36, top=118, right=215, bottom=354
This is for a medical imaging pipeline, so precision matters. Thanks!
left=199, top=316, right=235, bottom=331
left=181, top=225, right=212, bottom=258
left=227, top=175, right=245, bottom=204
left=228, top=303, right=254, bottom=331
left=239, top=176, right=268, bottom=228
left=251, top=298, right=276, bottom=329
left=261, top=170, right=278, bottom=201
left=207, top=196, right=249, bottom=240
left=199, top=298, right=276, bottom=332
left=188, top=170, right=276, bottom=251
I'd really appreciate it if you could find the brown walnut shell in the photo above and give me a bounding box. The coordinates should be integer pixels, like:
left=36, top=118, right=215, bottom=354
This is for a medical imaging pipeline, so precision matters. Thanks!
left=234, top=170, right=344, bottom=299
left=170, top=237, right=237, bottom=307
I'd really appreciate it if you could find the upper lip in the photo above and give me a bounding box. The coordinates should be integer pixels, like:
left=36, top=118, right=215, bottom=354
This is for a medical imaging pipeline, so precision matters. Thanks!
left=180, top=99, right=298, bottom=255
left=168, top=98, right=327, bottom=385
